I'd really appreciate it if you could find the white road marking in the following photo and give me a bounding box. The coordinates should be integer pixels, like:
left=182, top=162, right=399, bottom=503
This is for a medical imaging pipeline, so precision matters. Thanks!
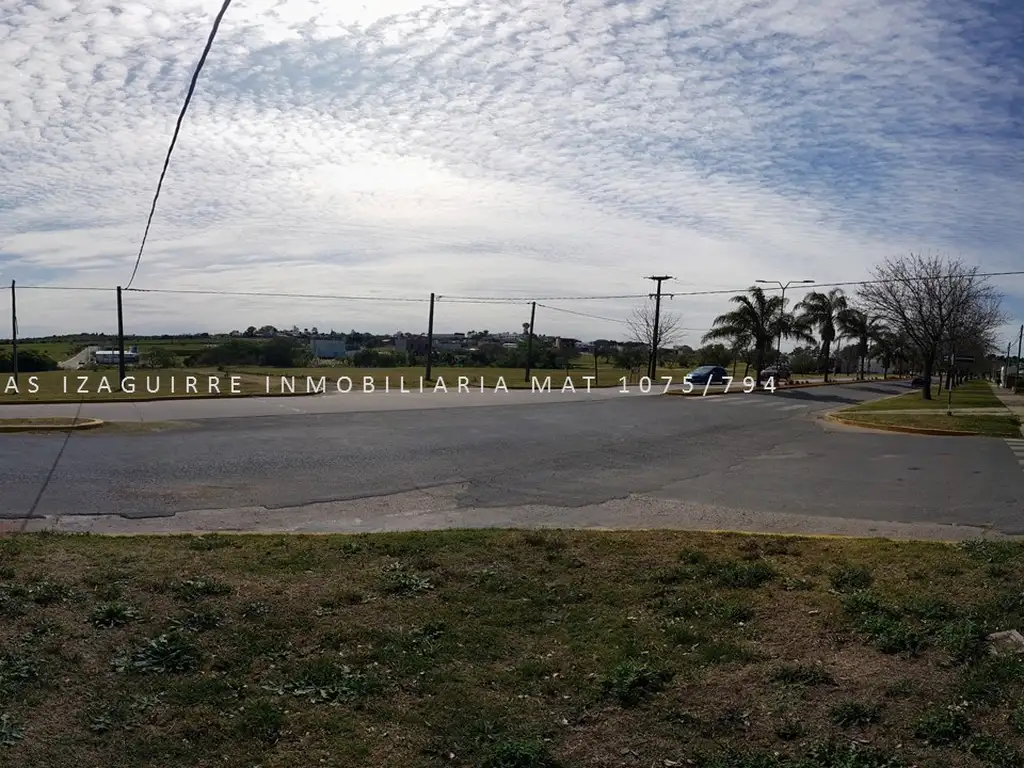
left=778, top=404, right=810, bottom=411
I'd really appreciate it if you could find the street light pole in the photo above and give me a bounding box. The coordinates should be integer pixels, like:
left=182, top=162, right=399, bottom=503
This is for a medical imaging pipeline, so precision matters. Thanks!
left=755, top=278, right=815, bottom=362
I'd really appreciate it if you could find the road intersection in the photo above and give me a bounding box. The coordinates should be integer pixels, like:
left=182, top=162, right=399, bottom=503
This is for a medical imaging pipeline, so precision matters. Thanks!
left=2, top=380, right=1021, bottom=538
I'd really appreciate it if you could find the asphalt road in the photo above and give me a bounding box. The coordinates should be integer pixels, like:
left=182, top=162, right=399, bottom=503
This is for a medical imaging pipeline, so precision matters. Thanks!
left=2, top=381, right=1021, bottom=537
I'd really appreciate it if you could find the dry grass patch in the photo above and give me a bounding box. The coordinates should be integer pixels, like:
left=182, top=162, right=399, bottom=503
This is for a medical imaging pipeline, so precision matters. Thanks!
left=1, top=531, right=1023, bottom=767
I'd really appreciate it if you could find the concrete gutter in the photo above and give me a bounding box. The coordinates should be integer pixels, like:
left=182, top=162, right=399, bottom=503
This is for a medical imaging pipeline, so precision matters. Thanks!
left=0, top=417, right=105, bottom=433
left=824, top=412, right=977, bottom=437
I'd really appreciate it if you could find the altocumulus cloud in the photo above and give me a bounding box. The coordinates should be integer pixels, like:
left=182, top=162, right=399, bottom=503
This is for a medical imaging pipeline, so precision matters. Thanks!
left=1, top=0, right=1022, bottom=342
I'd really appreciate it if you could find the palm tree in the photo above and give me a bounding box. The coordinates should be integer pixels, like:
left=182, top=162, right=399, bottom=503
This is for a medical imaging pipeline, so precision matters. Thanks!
left=704, top=287, right=785, bottom=383
left=837, top=308, right=888, bottom=380
left=795, top=289, right=848, bottom=382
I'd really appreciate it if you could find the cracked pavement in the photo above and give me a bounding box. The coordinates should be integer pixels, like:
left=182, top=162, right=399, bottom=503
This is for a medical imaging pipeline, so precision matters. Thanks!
left=1, top=381, right=1021, bottom=539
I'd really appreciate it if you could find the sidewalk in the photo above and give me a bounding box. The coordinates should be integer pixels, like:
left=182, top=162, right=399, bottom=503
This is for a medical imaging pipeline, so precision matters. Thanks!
left=991, top=386, right=1024, bottom=435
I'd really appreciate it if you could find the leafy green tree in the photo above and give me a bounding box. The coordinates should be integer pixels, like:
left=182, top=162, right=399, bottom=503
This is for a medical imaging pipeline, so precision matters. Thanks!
left=703, top=287, right=784, bottom=383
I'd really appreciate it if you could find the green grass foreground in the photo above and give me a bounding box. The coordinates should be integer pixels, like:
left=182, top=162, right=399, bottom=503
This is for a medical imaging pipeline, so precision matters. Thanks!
left=2, top=531, right=1024, bottom=767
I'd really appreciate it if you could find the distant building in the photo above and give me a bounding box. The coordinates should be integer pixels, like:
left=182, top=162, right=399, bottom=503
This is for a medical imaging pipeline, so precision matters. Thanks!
left=310, top=338, right=348, bottom=359
left=394, top=335, right=429, bottom=355
left=93, top=347, right=139, bottom=366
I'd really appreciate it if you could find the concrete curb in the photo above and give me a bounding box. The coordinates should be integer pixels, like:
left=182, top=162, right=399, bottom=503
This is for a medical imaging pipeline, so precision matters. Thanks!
left=0, top=417, right=105, bottom=433
left=666, top=377, right=900, bottom=397
left=825, top=413, right=977, bottom=437
left=0, top=390, right=321, bottom=407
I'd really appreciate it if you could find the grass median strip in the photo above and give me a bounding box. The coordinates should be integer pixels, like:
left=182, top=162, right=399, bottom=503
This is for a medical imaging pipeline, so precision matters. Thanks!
left=845, top=380, right=1004, bottom=413
left=2, top=530, right=1024, bottom=767
left=835, top=411, right=1021, bottom=437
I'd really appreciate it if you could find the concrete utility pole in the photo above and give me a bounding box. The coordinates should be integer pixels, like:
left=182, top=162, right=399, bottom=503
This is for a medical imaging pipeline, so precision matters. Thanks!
left=116, top=285, right=126, bottom=388
left=645, top=275, right=673, bottom=380
left=524, top=301, right=536, bottom=383
left=10, top=280, right=18, bottom=386
left=425, top=292, right=435, bottom=381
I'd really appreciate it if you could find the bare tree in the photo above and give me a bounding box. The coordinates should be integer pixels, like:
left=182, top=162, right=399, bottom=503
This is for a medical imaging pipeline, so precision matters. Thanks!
left=857, top=253, right=1006, bottom=399
left=626, top=302, right=683, bottom=352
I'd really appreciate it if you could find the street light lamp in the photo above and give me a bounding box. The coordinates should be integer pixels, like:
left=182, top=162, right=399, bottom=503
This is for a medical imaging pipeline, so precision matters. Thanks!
left=755, top=279, right=815, bottom=358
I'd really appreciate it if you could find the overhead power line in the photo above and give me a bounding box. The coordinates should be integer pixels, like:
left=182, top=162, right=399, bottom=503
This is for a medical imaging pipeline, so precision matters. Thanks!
left=535, top=303, right=625, bottom=324
left=125, top=0, right=234, bottom=290
left=13, top=269, right=1024, bottom=303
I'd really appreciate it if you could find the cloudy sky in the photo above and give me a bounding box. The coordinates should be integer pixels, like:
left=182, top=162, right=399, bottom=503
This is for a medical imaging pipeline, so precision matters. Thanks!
left=1, top=0, right=1022, bottom=348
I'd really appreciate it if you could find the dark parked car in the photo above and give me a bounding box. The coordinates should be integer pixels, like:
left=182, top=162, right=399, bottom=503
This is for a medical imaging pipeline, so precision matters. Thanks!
left=687, top=365, right=729, bottom=385
left=760, top=365, right=791, bottom=382
left=911, top=376, right=926, bottom=387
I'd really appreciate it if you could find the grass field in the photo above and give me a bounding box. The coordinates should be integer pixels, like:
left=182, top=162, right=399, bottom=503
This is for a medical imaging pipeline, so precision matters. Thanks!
left=1, top=531, right=1023, bottom=767
left=845, top=381, right=1003, bottom=413
left=0, top=369, right=273, bottom=403
left=836, top=412, right=1022, bottom=437
left=225, top=365, right=692, bottom=391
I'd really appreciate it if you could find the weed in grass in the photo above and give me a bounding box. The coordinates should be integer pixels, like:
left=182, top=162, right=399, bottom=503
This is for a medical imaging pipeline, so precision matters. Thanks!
left=829, top=564, right=874, bottom=592
left=902, top=596, right=960, bottom=622
left=337, top=588, right=365, bottom=605
left=600, top=658, right=672, bottom=706
left=841, top=590, right=896, bottom=619
left=958, top=540, right=1024, bottom=565
left=187, top=536, right=239, bottom=552
left=380, top=562, right=433, bottom=596
left=235, top=699, right=284, bottom=745
left=20, top=619, right=58, bottom=644
left=171, top=677, right=243, bottom=707
left=698, top=642, right=756, bottom=666
left=113, top=632, right=203, bottom=674
left=883, top=679, right=915, bottom=698
left=653, top=566, right=698, bottom=584
left=663, top=622, right=707, bottom=647
left=27, top=579, right=75, bottom=605
left=0, top=566, right=13, bottom=580
left=0, top=584, right=27, bottom=618
left=960, top=656, right=1024, bottom=705
left=771, top=664, right=835, bottom=686
left=275, top=658, right=379, bottom=703
left=709, top=561, right=777, bottom=589
left=712, top=599, right=755, bottom=623
left=0, top=713, right=24, bottom=746
left=965, top=735, right=1021, bottom=767
left=0, top=652, right=41, bottom=698
left=240, top=600, right=271, bottom=618
left=913, top=707, right=971, bottom=745
left=985, top=564, right=1011, bottom=580
left=829, top=700, right=883, bottom=727
left=781, top=577, right=814, bottom=591
left=858, top=615, right=927, bottom=655
left=169, top=608, right=224, bottom=633
left=679, top=548, right=711, bottom=565
left=936, top=618, right=987, bottom=662
left=89, top=601, right=141, bottom=628
left=936, top=562, right=965, bottom=578
left=803, top=742, right=908, bottom=768
left=774, top=720, right=806, bottom=741
left=701, top=707, right=750, bottom=736
left=1010, top=701, right=1024, bottom=734
left=172, top=578, right=232, bottom=600
left=481, top=738, right=557, bottom=768
left=520, top=531, right=568, bottom=552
